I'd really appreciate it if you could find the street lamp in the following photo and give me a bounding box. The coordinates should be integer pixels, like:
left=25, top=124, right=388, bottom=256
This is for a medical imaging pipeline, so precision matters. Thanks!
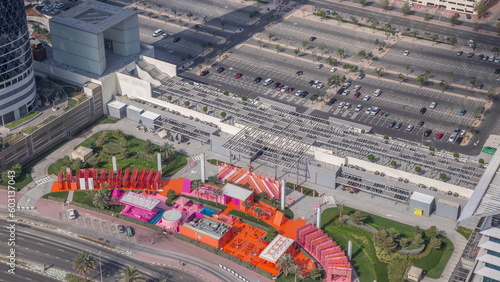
left=98, top=251, right=103, bottom=282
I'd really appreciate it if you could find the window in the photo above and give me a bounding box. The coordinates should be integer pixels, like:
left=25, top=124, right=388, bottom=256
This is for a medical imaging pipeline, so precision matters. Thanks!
left=487, top=250, right=500, bottom=258
left=485, top=263, right=500, bottom=271
left=483, top=277, right=500, bottom=282
left=489, top=237, right=500, bottom=244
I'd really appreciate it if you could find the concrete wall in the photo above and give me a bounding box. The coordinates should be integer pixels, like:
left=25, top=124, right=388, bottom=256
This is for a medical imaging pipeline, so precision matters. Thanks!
left=135, top=65, right=161, bottom=87
left=210, top=134, right=231, bottom=157
left=0, top=84, right=103, bottom=171
left=103, top=16, right=140, bottom=56
left=142, top=56, right=177, bottom=77
left=408, top=197, right=435, bottom=217
left=116, top=72, right=152, bottom=100
left=313, top=147, right=346, bottom=167
left=33, top=61, right=99, bottom=86
left=50, top=22, right=106, bottom=75
left=436, top=200, right=461, bottom=220
left=126, top=107, right=143, bottom=122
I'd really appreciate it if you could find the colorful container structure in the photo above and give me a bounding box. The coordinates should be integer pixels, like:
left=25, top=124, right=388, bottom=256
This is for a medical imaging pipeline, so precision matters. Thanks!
left=158, top=209, right=183, bottom=231
left=218, top=163, right=281, bottom=199
left=296, top=224, right=352, bottom=282
left=179, top=212, right=236, bottom=248
left=119, top=191, right=163, bottom=223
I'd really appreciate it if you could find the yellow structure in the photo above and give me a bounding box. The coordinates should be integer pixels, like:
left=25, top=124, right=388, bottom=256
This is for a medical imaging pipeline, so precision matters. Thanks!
left=71, top=146, right=93, bottom=162
left=407, top=266, right=424, bottom=282
left=414, top=208, right=423, bottom=216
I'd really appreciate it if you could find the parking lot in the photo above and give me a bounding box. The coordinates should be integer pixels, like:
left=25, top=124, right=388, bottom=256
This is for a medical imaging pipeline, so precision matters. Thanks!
left=138, top=17, right=223, bottom=66
left=265, top=16, right=385, bottom=63
left=144, top=0, right=258, bottom=32
left=60, top=210, right=135, bottom=242
left=373, top=40, right=499, bottom=88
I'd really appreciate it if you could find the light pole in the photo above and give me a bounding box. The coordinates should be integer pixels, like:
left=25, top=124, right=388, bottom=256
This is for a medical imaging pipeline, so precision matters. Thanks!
left=98, top=251, right=103, bottom=282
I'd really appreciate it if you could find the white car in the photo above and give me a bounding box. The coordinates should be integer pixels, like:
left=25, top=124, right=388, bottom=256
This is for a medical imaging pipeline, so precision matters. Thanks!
left=342, top=90, right=350, bottom=96
left=338, top=102, right=346, bottom=108
left=353, top=85, right=361, bottom=91
left=343, top=82, right=351, bottom=88
left=495, top=58, right=500, bottom=63
left=343, top=103, right=351, bottom=109
left=371, top=107, right=380, bottom=115
left=406, top=125, right=414, bottom=132
left=316, top=64, right=324, bottom=69
left=468, top=40, right=475, bottom=47
left=355, top=104, right=363, bottom=111
left=374, top=89, right=382, bottom=96
left=281, top=86, right=289, bottom=92
left=263, top=78, right=273, bottom=86
left=365, top=107, right=372, bottom=114
left=330, top=67, right=337, bottom=73
left=448, top=134, right=457, bottom=143
left=403, top=50, right=410, bottom=56
left=363, top=95, right=371, bottom=101
left=489, top=56, right=496, bottom=62
left=429, top=102, right=437, bottom=109
left=68, top=209, right=76, bottom=220
left=316, top=83, right=325, bottom=89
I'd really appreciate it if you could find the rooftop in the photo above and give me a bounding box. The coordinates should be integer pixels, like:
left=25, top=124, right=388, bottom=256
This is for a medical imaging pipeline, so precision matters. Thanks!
left=222, top=183, right=253, bottom=201
left=120, top=191, right=161, bottom=211
left=140, top=111, right=161, bottom=121
left=50, top=1, right=137, bottom=34
left=108, top=100, right=126, bottom=109
left=183, top=216, right=231, bottom=240
left=259, top=235, right=295, bottom=263
left=410, top=192, right=435, bottom=205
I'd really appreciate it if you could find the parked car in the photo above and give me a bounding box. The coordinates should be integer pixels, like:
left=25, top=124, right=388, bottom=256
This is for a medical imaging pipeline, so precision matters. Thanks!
left=254, top=77, right=262, bottom=83
left=456, top=51, right=463, bottom=56
left=394, top=122, right=403, bottom=129
left=435, top=132, right=444, bottom=139
left=343, top=103, right=351, bottom=109
left=125, top=226, right=134, bottom=237
left=309, top=36, right=317, bottom=41
left=117, top=225, right=125, bottom=233
left=353, top=85, right=361, bottom=91
left=429, top=102, right=437, bottom=109
left=338, top=102, right=346, bottom=108
left=419, top=107, right=427, bottom=115
left=327, top=98, right=337, bottom=105
left=353, top=92, right=361, bottom=98
left=200, top=70, right=209, bottom=76
left=234, top=72, right=243, bottom=79
left=341, top=90, right=350, bottom=96
left=403, top=50, right=410, bottom=56
left=316, top=64, right=324, bottom=69
left=423, top=129, right=432, bottom=137
left=355, top=104, right=363, bottom=111
left=374, top=89, right=382, bottom=96
left=388, top=121, right=396, bottom=128
left=161, top=33, right=169, bottom=39
left=455, top=136, right=463, bottom=144
left=448, top=134, right=457, bottom=143
left=459, top=109, right=467, bottom=116
left=343, top=82, right=351, bottom=88
left=263, top=78, right=273, bottom=85
left=296, top=70, right=303, bottom=76
left=330, top=67, right=337, bottom=73
left=308, top=80, right=315, bottom=86
left=406, top=125, right=414, bottom=132
left=362, top=95, right=371, bottom=101
left=217, top=67, right=225, bottom=73
left=173, top=37, right=181, bottom=43
left=358, top=72, right=365, bottom=79
left=365, top=107, right=372, bottom=114
left=417, top=120, right=425, bottom=127
left=68, top=209, right=76, bottom=220
left=467, top=52, right=474, bottom=58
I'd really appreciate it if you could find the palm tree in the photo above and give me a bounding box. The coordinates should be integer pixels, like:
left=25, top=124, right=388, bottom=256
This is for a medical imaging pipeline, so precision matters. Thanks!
left=72, top=251, right=97, bottom=281
left=257, top=39, right=263, bottom=49
left=277, top=253, right=296, bottom=276
left=90, top=189, right=109, bottom=210
left=212, top=187, right=223, bottom=206
left=119, top=265, right=145, bottom=282
left=289, top=264, right=303, bottom=282
left=191, top=180, right=204, bottom=200
left=254, top=207, right=262, bottom=221
left=161, top=142, right=175, bottom=161
left=242, top=200, right=252, bottom=213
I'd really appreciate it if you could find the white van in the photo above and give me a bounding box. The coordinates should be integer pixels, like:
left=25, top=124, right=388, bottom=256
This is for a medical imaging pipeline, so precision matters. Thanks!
left=263, top=78, right=273, bottom=86
left=152, top=29, right=163, bottom=37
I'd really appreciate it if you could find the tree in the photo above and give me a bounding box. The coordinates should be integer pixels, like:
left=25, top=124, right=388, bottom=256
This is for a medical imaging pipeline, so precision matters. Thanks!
left=274, top=44, right=282, bottom=53
left=469, top=76, right=477, bottom=88
left=447, top=36, right=458, bottom=47
left=381, top=236, right=397, bottom=252
left=351, top=210, right=366, bottom=225
left=242, top=200, right=252, bottom=213
left=412, top=225, right=422, bottom=236
left=294, top=48, right=300, bottom=57
left=184, top=101, right=190, bottom=107
left=317, top=9, right=327, bottom=20
left=474, top=0, right=489, bottom=16
left=412, top=233, right=425, bottom=247
left=90, top=189, right=109, bottom=210
left=301, top=40, right=309, bottom=50
left=381, top=0, right=390, bottom=10
left=212, top=187, right=223, bottom=205
left=72, top=251, right=97, bottom=281
left=202, top=16, right=208, bottom=26
left=479, top=159, right=485, bottom=165
left=426, top=226, right=440, bottom=238
left=119, top=265, right=145, bottom=282
left=162, top=15, right=169, bottom=22
left=220, top=20, right=226, bottom=30
left=171, top=9, right=177, bottom=17
left=160, top=142, right=175, bottom=161
left=167, top=189, right=177, bottom=200
left=318, top=43, right=327, bottom=55
left=399, top=238, right=410, bottom=248
left=326, top=56, right=337, bottom=66
left=439, top=173, right=447, bottom=181
left=416, top=74, right=428, bottom=87
left=387, top=227, right=399, bottom=239
left=431, top=34, right=439, bottom=45
left=191, top=180, right=204, bottom=200
left=143, top=139, right=155, bottom=155
left=415, top=166, right=421, bottom=174
left=350, top=16, right=358, bottom=25
left=72, top=158, right=84, bottom=170
left=397, top=73, right=405, bottom=83
left=309, top=267, right=323, bottom=280
left=360, top=0, right=367, bottom=6
left=453, top=152, right=460, bottom=158
left=337, top=48, right=345, bottom=58
left=257, top=39, right=263, bottom=49
left=368, top=18, right=379, bottom=28
left=289, top=264, right=303, bottom=282
left=430, top=237, right=442, bottom=250
left=311, top=51, right=317, bottom=62
left=267, top=33, right=275, bottom=42
left=448, top=72, right=455, bottom=82
left=358, top=50, right=366, bottom=57
left=148, top=12, right=154, bottom=19
left=167, top=95, right=173, bottom=101
left=390, top=160, right=397, bottom=167
left=429, top=146, right=435, bottom=152
left=373, top=230, right=389, bottom=246
left=374, top=68, right=384, bottom=78
left=367, top=154, right=375, bottom=161
left=450, top=13, right=459, bottom=26
left=401, top=2, right=411, bottom=15
left=220, top=112, right=227, bottom=118
left=254, top=207, right=263, bottom=220
left=423, top=13, right=431, bottom=21
left=277, top=254, right=296, bottom=276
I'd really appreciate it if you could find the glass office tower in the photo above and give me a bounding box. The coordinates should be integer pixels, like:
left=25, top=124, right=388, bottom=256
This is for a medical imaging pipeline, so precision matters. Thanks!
left=0, top=0, right=37, bottom=125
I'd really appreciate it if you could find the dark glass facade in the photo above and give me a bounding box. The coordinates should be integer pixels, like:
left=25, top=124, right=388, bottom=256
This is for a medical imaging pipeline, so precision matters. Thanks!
left=0, top=0, right=37, bottom=125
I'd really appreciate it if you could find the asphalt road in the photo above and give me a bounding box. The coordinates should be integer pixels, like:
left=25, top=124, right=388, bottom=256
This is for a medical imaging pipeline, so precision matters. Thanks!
left=0, top=262, right=60, bottom=282
left=0, top=217, right=233, bottom=282
left=304, top=0, right=500, bottom=46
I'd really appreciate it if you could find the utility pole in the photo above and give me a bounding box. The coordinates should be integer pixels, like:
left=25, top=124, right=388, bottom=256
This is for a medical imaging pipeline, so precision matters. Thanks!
left=98, top=251, right=103, bottom=282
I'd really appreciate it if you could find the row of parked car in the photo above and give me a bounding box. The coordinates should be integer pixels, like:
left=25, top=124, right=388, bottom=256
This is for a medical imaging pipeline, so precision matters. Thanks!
left=67, top=209, right=134, bottom=236
left=34, top=0, right=68, bottom=15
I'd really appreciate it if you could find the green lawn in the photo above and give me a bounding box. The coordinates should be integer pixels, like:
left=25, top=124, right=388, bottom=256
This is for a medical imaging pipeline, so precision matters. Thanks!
left=4, top=112, right=40, bottom=129
left=66, top=98, right=78, bottom=108
left=44, top=190, right=124, bottom=213
left=456, top=226, right=472, bottom=239
left=413, top=237, right=454, bottom=278
left=97, top=117, right=118, bottom=124
left=42, top=191, right=68, bottom=200
left=63, top=86, right=76, bottom=96
left=48, top=158, right=69, bottom=175
left=321, top=207, right=452, bottom=281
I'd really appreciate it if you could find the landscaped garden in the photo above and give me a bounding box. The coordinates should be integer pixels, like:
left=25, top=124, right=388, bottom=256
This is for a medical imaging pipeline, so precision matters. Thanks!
left=321, top=207, right=454, bottom=281
left=48, top=130, right=187, bottom=177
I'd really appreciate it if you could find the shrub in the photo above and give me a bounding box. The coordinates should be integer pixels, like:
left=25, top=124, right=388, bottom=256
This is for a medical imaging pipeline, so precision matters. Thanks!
left=479, top=158, right=484, bottom=164
left=367, top=154, right=375, bottom=161
left=439, top=173, right=447, bottom=180
left=223, top=91, right=229, bottom=95
left=429, top=146, right=435, bottom=151
left=415, top=166, right=421, bottom=173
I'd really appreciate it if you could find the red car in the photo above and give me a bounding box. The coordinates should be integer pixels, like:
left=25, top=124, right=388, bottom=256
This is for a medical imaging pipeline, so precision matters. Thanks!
left=234, top=72, right=243, bottom=79
left=286, top=87, right=295, bottom=93
left=276, top=84, right=285, bottom=91
left=435, top=132, right=444, bottom=139
left=353, top=92, right=361, bottom=98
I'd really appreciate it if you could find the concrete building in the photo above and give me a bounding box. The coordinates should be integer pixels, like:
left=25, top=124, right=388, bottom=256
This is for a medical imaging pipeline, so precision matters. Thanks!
left=407, top=0, right=492, bottom=15
left=0, top=0, right=38, bottom=125
left=49, top=1, right=140, bottom=75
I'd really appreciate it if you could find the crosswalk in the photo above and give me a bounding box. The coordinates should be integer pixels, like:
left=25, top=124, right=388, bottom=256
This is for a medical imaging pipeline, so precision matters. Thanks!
left=34, top=175, right=53, bottom=186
